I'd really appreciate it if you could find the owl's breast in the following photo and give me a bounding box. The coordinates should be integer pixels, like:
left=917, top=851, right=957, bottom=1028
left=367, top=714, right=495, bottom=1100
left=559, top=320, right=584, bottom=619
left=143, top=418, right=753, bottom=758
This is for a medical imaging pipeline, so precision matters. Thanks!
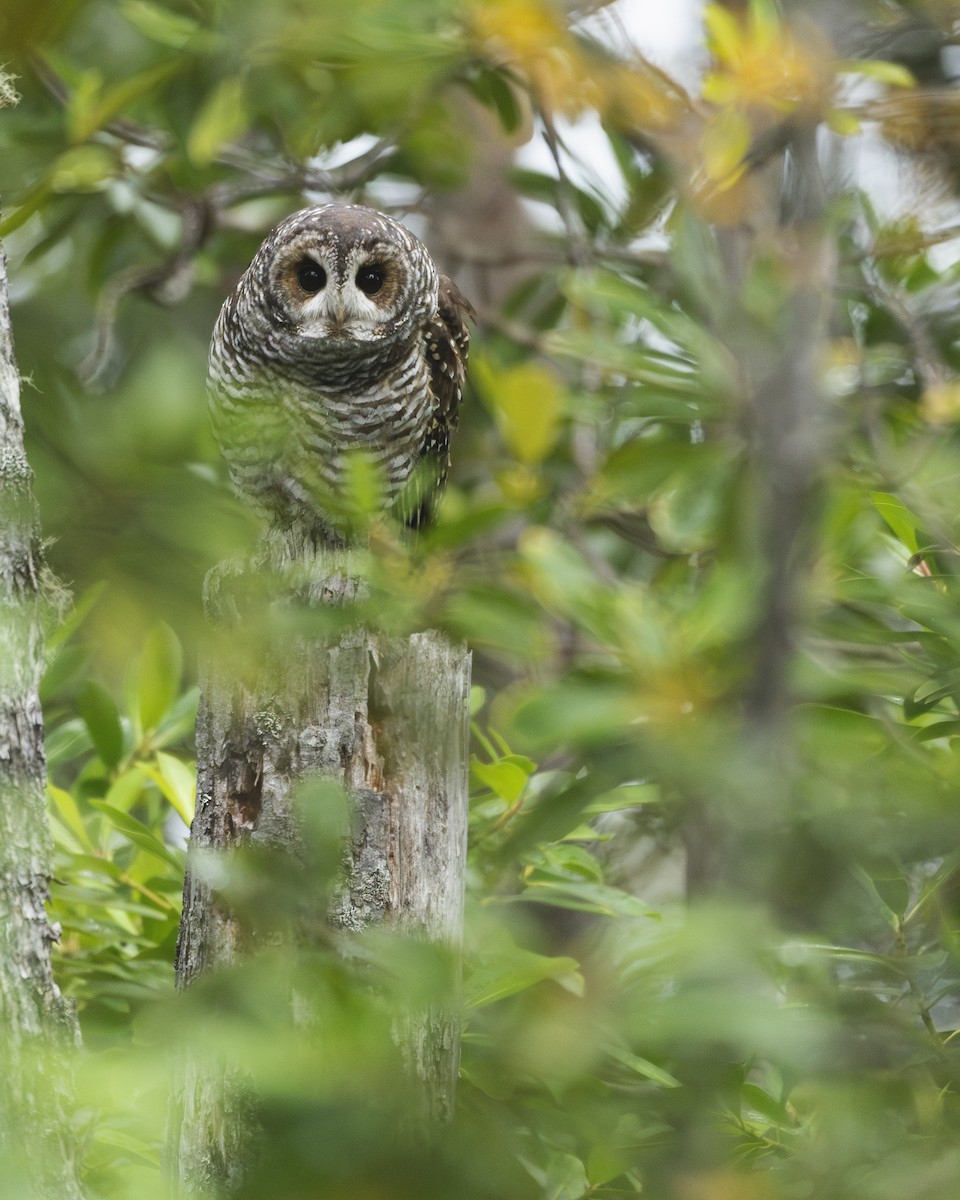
left=288, top=342, right=433, bottom=487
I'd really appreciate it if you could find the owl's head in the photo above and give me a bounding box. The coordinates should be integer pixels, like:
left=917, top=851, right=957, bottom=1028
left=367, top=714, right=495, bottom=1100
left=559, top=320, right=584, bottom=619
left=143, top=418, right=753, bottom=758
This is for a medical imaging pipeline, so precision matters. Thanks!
left=247, top=204, right=439, bottom=347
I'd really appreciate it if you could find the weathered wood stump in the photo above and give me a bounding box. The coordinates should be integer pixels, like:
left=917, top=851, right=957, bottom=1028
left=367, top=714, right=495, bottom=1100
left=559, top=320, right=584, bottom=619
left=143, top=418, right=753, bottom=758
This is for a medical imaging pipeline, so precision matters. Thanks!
left=171, top=532, right=471, bottom=1191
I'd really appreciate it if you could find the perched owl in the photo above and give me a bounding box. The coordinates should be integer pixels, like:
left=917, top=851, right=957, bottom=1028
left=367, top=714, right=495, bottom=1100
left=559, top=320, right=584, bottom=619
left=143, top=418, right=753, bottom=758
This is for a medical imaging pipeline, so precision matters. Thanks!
left=208, top=204, right=473, bottom=541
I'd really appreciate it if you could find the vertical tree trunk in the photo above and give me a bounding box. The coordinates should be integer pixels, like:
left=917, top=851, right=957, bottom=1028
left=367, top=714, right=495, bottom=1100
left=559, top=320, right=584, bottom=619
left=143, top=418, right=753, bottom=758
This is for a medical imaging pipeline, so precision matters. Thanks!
left=172, top=534, right=471, bottom=1192
left=684, top=123, right=835, bottom=910
left=0, top=243, right=84, bottom=1197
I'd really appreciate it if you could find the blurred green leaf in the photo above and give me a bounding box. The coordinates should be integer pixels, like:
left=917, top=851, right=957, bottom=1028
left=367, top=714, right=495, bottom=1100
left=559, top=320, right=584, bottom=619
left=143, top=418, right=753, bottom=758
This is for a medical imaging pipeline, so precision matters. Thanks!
left=467, top=65, right=523, bottom=133
left=475, top=356, right=565, bottom=465
left=871, top=491, right=920, bottom=555
left=187, top=76, right=248, bottom=165
left=137, top=623, right=183, bottom=734
left=89, top=800, right=184, bottom=871
left=120, top=0, right=203, bottom=48
left=48, top=145, right=117, bottom=193
left=144, top=751, right=195, bottom=824
left=466, top=947, right=584, bottom=1006
left=471, top=754, right=534, bottom=804
left=67, top=59, right=183, bottom=142
left=604, top=1042, right=681, bottom=1089
left=76, top=679, right=124, bottom=769
left=48, top=784, right=94, bottom=851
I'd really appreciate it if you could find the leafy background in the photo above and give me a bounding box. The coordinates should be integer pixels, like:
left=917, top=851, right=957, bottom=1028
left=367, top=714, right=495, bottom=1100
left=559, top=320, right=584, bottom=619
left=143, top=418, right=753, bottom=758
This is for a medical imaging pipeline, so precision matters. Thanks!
left=5, top=0, right=960, bottom=1196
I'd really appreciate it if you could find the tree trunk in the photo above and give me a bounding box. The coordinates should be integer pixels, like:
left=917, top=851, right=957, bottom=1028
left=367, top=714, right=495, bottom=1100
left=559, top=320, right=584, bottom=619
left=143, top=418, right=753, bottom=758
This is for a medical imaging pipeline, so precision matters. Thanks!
left=0, top=244, right=84, bottom=1197
left=172, top=533, right=471, bottom=1192
left=684, top=123, right=835, bottom=914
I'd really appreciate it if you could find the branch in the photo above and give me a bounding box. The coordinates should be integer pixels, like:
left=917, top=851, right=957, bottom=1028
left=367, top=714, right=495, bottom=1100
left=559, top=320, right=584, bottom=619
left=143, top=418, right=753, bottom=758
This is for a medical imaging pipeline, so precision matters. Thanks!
left=539, top=109, right=594, bottom=270
left=860, top=260, right=946, bottom=392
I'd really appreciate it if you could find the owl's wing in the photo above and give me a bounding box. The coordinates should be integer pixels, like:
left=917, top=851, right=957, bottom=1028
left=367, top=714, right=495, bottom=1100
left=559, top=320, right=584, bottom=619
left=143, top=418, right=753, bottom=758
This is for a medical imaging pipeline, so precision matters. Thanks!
left=397, top=274, right=475, bottom=530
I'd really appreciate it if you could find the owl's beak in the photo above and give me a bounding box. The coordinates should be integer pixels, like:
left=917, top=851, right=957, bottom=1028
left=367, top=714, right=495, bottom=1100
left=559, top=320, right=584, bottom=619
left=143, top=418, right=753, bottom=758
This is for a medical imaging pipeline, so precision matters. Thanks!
left=328, top=293, right=348, bottom=337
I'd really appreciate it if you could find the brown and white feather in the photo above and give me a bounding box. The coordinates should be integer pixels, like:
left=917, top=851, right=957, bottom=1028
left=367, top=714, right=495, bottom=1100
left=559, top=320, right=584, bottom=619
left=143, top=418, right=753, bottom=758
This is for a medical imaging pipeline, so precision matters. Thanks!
left=207, top=203, right=472, bottom=541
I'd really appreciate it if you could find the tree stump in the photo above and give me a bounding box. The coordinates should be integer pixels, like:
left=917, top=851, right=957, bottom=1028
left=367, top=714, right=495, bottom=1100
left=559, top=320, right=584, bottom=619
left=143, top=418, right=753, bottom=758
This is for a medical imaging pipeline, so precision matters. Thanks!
left=172, top=533, right=471, bottom=1191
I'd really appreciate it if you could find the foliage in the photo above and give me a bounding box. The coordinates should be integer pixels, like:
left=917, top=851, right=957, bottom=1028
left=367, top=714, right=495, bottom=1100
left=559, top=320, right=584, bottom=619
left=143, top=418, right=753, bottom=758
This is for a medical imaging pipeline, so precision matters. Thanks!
left=43, top=595, right=195, bottom=1039
left=5, top=0, right=960, bottom=1197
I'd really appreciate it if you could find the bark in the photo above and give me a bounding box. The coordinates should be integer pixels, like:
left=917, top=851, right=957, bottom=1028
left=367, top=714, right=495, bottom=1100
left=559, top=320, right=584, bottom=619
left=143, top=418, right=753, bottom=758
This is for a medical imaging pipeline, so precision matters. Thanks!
left=172, top=531, right=471, bottom=1193
left=0, top=246, right=83, bottom=1196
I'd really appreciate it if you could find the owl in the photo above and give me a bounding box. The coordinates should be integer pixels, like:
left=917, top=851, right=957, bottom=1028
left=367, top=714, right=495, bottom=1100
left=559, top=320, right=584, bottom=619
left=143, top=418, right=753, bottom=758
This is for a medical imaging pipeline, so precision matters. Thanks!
left=208, top=203, right=473, bottom=541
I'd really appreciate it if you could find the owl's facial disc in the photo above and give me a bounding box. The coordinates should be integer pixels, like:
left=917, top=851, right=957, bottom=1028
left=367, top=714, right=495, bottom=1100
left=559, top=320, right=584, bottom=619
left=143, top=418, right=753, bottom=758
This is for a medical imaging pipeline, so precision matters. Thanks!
left=273, top=237, right=407, bottom=345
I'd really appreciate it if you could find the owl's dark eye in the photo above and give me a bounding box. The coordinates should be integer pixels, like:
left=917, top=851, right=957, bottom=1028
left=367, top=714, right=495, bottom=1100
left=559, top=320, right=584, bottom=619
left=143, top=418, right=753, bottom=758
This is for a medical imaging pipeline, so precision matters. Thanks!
left=296, top=259, right=326, bottom=294
left=356, top=265, right=385, bottom=297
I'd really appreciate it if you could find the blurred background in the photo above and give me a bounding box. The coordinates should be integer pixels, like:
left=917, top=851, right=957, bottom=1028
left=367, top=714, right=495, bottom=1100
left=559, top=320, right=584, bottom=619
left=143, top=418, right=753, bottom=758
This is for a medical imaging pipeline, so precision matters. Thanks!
left=5, top=0, right=960, bottom=1197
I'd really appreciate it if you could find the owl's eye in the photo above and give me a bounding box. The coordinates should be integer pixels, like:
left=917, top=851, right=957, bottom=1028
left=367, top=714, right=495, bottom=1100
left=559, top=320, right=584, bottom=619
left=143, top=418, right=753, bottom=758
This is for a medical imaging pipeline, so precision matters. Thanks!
left=356, top=265, right=385, bottom=297
left=296, top=259, right=326, bottom=294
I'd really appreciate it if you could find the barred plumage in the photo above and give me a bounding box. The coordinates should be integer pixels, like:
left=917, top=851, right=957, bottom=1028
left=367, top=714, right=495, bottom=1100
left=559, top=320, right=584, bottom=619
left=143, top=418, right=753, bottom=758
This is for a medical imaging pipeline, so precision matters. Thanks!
left=208, top=203, right=473, bottom=540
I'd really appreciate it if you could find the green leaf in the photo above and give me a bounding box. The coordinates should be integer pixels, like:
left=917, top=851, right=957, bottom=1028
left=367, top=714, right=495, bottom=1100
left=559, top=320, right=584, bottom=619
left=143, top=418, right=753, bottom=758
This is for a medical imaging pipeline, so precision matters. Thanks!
left=77, top=679, right=124, bottom=769
left=852, top=865, right=905, bottom=928
left=471, top=755, right=534, bottom=804
left=153, top=685, right=201, bottom=749
left=137, top=623, right=183, bottom=733
left=797, top=705, right=887, bottom=763
left=60, top=853, right=125, bottom=881
left=604, top=1043, right=681, bottom=1089
left=89, top=800, right=184, bottom=872
left=120, top=0, right=202, bottom=47
left=105, top=766, right=150, bottom=814
left=48, top=785, right=94, bottom=851
left=466, top=948, right=584, bottom=1007
left=468, top=66, right=522, bottom=134
left=45, top=719, right=93, bottom=769
left=47, top=145, right=117, bottom=193
left=585, top=783, right=660, bottom=814
left=511, top=878, right=656, bottom=918
left=871, top=492, right=920, bottom=554
left=143, top=752, right=196, bottom=824
left=542, top=1152, right=589, bottom=1200
left=740, top=1083, right=789, bottom=1126
left=68, top=59, right=183, bottom=142
left=188, top=77, right=248, bottom=166
left=475, top=357, right=565, bottom=465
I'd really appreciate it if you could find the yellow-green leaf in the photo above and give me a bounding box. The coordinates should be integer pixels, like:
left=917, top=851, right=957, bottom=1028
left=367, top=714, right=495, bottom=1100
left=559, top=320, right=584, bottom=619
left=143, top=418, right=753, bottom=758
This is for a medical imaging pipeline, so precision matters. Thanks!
left=827, top=107, right=861, bottom=136
left=68, top=59, right=182, bottom=142
left=48, top=784, right=94, bottom=851
left=471, top=756, right=531, bottom=804
left=486, top=361, right=564, bottom=464
left=147, top=751, right=196, bottom=824
left=188, top=77, right=248, bottom=166
left=871, top=491, right=919, bottom=554
left=138, top=622, right=183, bottom=733
left=703, top=4, right=745, bottom=64
left=121, top=0, right=202, bottom=48
left=48, top=145, right=117, bottom=193
left=838, top=59, right=915, bottom=89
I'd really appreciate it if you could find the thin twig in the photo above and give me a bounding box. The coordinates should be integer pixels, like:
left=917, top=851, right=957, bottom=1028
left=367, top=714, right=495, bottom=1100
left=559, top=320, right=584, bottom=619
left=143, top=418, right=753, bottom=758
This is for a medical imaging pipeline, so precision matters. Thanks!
left=540, top=109, right=594, bottom=270
left=31, top=53, right=171, bottom=150
left=861, top=260, right=946, bottom=391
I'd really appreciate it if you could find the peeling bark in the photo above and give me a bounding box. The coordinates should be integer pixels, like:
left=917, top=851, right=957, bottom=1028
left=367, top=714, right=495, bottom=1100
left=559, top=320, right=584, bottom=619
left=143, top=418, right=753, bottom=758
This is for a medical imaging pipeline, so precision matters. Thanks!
left=0, top=246, right=83, bottom=1197
left=172, top=532, right=471, bottom=1191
